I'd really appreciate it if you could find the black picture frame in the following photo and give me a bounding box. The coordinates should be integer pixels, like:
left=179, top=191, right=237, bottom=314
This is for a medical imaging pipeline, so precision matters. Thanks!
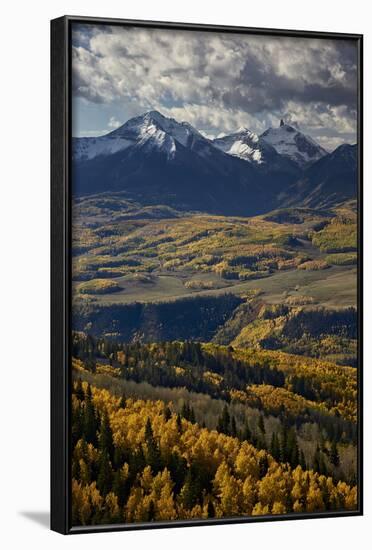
left=51, top=15, right=363, bottom=535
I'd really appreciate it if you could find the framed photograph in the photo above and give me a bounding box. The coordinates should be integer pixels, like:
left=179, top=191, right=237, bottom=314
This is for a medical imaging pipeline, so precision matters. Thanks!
left=51, top=15, right=363, bottom=534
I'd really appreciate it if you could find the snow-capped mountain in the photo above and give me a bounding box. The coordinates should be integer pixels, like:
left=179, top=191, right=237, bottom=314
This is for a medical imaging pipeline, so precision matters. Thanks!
left=260, top=119, right=328, bottom=168
left=72, top=111, right=270, bottom=216
left=72, top=111, right=356, bottom=215
left=213, top=128, right=265, bottom=164
left=213, top=127, right=301, bottom=188
left=73, top=111, right=212, bottom=162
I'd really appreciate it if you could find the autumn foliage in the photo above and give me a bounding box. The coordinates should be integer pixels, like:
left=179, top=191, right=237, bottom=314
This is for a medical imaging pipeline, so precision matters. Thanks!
left=71, top=381, right=357, bottom=526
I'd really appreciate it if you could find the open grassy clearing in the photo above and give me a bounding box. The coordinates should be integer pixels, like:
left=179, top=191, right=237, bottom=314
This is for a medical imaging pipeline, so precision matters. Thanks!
left=73, top=264, right=356, bottom=309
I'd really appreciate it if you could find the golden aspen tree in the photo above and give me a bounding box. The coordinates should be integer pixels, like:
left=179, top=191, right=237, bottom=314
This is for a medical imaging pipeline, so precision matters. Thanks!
left=125, top=486, right=145, bottom=523
left=272, top=501, right=286, bottom=514
left=104, top=492, right=121, bottom=522
left=306, top=480, right=325, bottom=512
left=345, top=486, right=357, bottom=510
left=235, top=442, right=260, bottom=479
left=152, top=469, right=177, bottom=521
left=258, top=465, right=291, bottom=508
left=79, top=458, right=91, bottom=484
left=252, top=502, right=270, bottom=516
left=72, top=480, right=103, bottom=525
left=242, top=476, right=256, bottom=513
left=293, top=499, right=304, bottom=513
left=214, top=461, right=242, bottom=516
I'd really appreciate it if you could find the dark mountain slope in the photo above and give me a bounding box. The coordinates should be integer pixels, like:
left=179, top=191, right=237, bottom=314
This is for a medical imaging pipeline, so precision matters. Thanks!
left=281, top=144, right=357, bottom=209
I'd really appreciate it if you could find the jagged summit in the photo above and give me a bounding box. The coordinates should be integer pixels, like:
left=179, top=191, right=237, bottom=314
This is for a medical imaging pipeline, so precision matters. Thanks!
left=212, top=128, right=263, bottom=163
left=113, top=110, right=203, bottom=139
left=260, top=122, right=327, bottom=168
left=73, top=110, right=208, bottom=162
left=72, top=110, right=266, bottom=216
left=72, top=109, right=356, bottom=215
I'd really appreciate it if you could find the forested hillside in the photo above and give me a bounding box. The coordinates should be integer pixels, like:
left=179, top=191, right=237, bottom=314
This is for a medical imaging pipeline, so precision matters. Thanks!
left=72, top=380, right=357, bottom=525
left=71, top=334, right=358, bottom=525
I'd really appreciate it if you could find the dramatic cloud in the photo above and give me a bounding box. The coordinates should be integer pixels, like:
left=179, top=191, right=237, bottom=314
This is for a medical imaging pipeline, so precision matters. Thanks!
left=107, top=116, right=121, bottom=129
left=72, top=24, right=358, bottom=150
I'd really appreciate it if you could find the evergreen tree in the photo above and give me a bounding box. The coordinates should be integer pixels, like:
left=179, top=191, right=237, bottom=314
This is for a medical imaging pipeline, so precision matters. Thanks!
left=313, top=446, right=321, bottom=472
left=217, top=405, right=230, bottom=435
left=270, top=432, right=280, bottom=460
left=258, top=415, right=265, bottom=435
left=259, top=455, right=269, bottom=478
left=169, top=451, right=188, bottom=493
left=318, top=452, right=328, bottom=476
left=176, top=413, right=182, bottom=432
left=181, top=402, right=190, bottom=420
left=86, top=358, right=96, bottom=373
left=144, top=418, right=162, bottom=474
left=145, top=417, right=153, bottom=440
left=279, top=425, right=288, bottom=463
left=231, top=416, right=237, bottom=438
left=113, top=445, right=125, bottom=470
left=130, top=447, right=146, bottom=477
left=242, top=421, right=251, bottom=442
left=119, top=394, right=126, bottom=409
left=180, top=469, right=199, bottom=510
left=313, top=445, right=328, bottom=475
left=112, top=468, right=128, bottom=506
left=164, top=406, right=172, bottom=421
left=97, top=450, right=112, bottom=496
left=83, top=384, right=98, bottom=445
left=287, top=429, right=299, bottom=468
left=299, top=450, right=307, bottom=470
left=72, top=404, right=84, bottom=447
left=148, top=500, right=156, bottom=521
left=207, top=500, right=215, bottom=518
left=75, top=379, right=84, bottom=401
left=99, top=410, right=114, bottom=461
left=330, top=440, right=340, bottom=467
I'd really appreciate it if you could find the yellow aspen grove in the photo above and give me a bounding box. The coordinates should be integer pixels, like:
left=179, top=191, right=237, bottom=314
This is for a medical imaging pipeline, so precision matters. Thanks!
left=71, top=382, right=358, bottom=524
left=72, top=480, right=103, bottom=526
left=258, top=465, right=292, bottom=508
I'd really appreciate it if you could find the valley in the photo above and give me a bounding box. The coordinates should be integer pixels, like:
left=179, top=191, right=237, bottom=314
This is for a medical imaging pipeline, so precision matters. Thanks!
left=70, top=110, right=359, bottom=525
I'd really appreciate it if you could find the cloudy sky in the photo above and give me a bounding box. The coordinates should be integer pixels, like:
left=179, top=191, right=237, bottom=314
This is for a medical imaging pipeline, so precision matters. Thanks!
left=71, top=23, right=358, bottom=151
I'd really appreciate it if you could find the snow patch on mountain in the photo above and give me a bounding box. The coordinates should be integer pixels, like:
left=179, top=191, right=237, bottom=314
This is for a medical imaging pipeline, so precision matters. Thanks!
left=72, top=136, right=133, bottom=161
left=212, top=129, right=264, bottom=163
left=260, top=122, right=327, bottom=168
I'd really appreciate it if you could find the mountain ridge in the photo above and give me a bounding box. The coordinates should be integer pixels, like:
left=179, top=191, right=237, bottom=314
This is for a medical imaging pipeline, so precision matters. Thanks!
left=260, top=120, right=328, bottom=168
left=279, top=143, right=357, bottom=209
left=72, top=110, right=356, bottom=215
